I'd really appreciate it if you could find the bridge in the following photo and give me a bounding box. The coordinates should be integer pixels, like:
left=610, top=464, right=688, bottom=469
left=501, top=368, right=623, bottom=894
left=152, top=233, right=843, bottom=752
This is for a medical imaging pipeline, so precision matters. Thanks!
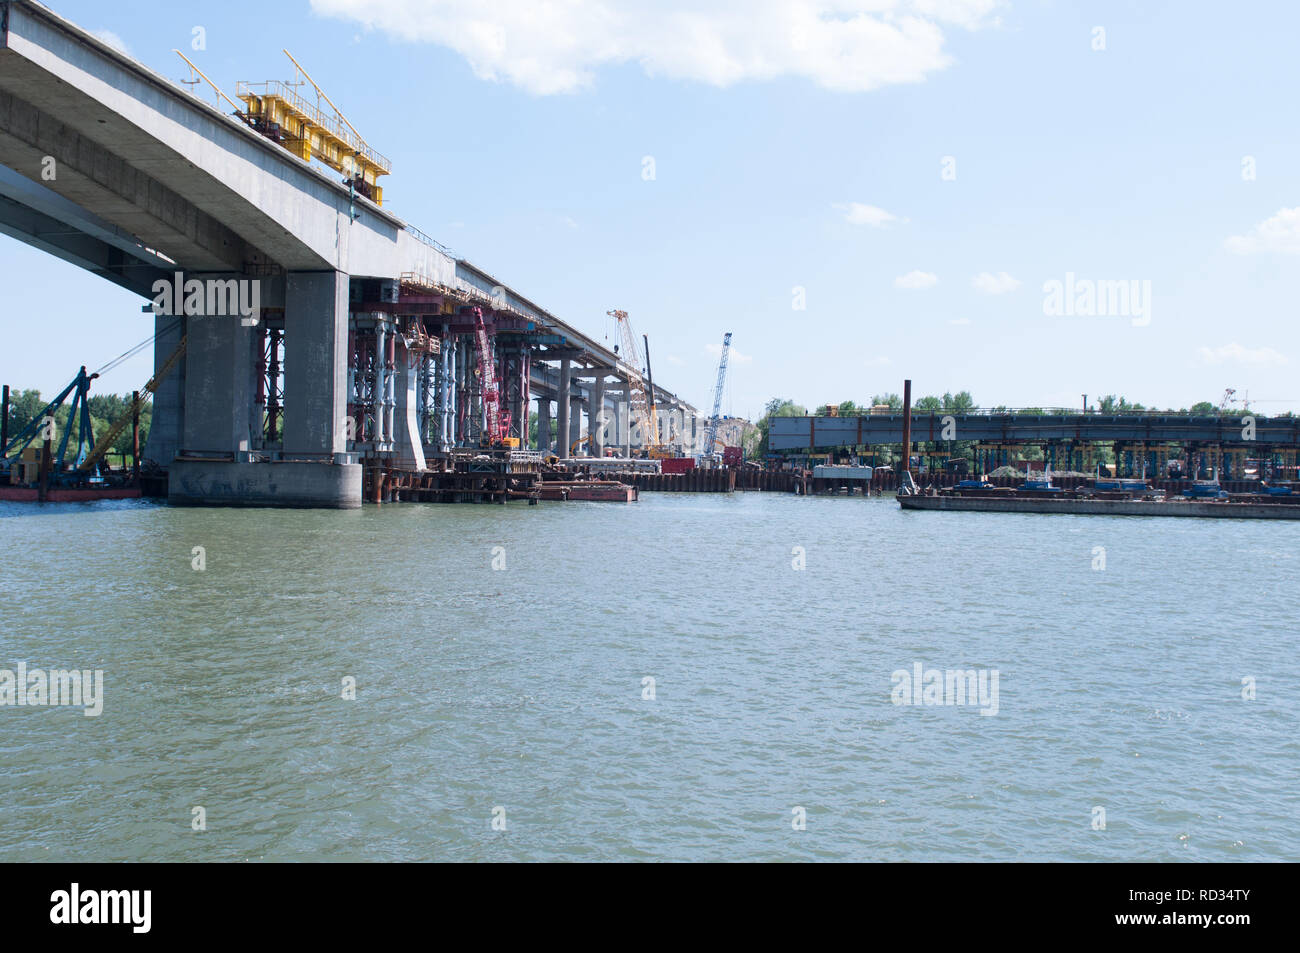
left=770, top=410, right=1300, bottom=478
left=771, top=412, right=1300, bottom=449
left=0, top=0, right=698, bottom=506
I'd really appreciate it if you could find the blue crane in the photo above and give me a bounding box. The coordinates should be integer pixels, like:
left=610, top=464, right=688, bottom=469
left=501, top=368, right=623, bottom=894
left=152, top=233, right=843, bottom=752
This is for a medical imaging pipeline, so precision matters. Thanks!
left=701, top=332, right=732, bottom=462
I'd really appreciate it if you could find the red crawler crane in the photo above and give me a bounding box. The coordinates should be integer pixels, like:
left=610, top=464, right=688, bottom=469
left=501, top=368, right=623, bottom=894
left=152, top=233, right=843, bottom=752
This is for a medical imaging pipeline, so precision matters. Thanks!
left=472, top=306, right=512, bottom=446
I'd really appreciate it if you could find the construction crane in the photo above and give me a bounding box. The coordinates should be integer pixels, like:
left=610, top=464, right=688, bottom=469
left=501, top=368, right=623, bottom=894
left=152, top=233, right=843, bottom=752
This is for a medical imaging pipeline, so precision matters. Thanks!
left=234, top=50, right=391, bottom=205
left=2, top=366, right=99, bottom=476
left=609, top=309, right=662, bottom=456
left=1219, top=387, right=1250, bottom=413
left=76, top=336, right=187, bottom=473
left=471, top=307, right=513, bottom=447
left=700, top=332, right=732, bottom=461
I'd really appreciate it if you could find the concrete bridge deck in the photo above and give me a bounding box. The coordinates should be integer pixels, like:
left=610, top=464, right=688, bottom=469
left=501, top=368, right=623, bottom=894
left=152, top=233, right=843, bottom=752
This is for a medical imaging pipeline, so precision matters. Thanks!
left=0, top=0, right=697, bottom=506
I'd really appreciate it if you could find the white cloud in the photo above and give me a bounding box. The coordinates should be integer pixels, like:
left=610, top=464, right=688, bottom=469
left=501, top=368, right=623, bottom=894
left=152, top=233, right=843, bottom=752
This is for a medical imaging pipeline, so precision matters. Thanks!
left=1224, top=207, right=1300, bottom=255
left=1196, top=343, right=1287, bottom=366
left=309, top=0, right=1004, bottom=96
left=865, top=356, right=891, bottom=366
left=92, top=29, right=130, bottom=55
left=836, top=202, right=903, bottom=227
left=948, top=317, right=971, bottom=325
left=971, top=270, right=1020, bottom=294
left=561, top=216, right=579, bottom=229
left=894, top=270, right=938, bottom=289
left=666, top=354, right=685, bottom=366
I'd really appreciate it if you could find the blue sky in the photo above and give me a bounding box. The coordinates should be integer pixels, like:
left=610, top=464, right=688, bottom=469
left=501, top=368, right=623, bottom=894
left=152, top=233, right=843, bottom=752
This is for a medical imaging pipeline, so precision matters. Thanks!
left=3, top=0, right=1298, bottom=417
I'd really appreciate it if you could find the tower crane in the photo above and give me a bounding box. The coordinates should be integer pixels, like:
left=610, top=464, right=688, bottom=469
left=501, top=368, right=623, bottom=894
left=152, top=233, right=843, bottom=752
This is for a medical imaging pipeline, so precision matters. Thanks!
left=701, top=332, right=732, bottom=462
left=608, top=309, right=661, bottom=455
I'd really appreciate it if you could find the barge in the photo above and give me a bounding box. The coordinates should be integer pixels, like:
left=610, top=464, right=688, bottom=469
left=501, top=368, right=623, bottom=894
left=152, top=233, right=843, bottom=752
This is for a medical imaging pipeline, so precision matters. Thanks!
left=898, top=473, right=1300, bottom=520
left=537, top=480, right=638, bottom=502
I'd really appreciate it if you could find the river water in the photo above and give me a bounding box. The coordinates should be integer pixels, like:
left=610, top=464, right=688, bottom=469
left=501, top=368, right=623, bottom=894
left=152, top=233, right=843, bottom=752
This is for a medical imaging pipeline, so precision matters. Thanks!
left=1, top=492, right=1296, bottom=861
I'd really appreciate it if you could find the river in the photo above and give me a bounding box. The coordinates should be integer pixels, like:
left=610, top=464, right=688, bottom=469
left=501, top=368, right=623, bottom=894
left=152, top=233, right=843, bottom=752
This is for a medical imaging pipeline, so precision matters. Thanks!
left=1, top=492, right=1296, bottom=861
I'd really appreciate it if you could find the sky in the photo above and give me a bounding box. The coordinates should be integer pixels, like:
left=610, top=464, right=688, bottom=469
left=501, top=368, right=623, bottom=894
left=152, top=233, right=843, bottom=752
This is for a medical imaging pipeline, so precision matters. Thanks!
left=2, top=0, right=1299, bottom=419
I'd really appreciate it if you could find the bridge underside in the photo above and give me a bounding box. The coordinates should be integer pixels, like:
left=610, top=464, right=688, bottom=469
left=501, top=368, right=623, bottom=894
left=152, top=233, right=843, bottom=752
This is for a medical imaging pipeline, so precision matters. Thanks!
left=142, top=272, right=702, bottom=507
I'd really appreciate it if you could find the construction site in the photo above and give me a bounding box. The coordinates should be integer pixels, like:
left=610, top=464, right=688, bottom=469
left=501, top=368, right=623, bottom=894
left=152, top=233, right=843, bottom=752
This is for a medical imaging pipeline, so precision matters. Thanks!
left=3, top=3, right=1300, bottom=513
left=0, top=6, right=758, bottom=508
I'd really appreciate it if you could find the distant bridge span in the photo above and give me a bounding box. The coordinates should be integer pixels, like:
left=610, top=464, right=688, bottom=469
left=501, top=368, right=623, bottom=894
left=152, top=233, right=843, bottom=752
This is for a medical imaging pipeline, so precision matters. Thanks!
left=770, top=413, right=1300, bottom=451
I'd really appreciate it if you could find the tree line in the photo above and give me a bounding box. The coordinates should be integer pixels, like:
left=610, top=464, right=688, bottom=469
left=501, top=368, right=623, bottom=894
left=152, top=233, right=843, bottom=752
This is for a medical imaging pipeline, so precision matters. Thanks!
left=3, top=389, right=151, bottom=457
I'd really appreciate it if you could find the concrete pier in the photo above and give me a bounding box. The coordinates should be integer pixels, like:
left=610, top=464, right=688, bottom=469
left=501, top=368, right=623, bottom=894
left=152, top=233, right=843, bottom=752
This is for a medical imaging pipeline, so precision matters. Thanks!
left=169, top=459, right=362, bottom=508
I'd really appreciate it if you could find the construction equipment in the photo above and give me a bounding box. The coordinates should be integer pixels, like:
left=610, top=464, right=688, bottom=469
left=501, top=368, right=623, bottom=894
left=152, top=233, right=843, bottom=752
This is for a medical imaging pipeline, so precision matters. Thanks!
left=174, top=50, right=245, bottom=114
left=2, top=366, right=99, bottom=480
left=1219, top=388, right=1250, bottom=413
left=235, top=50, right=391, bottom=204
left=77, top=336, right=187, bottom=473
left=471, top=307, right=511, bottom=447
left=609, top=309, right=661, bottom=456
left=700, top=332, right=732, bottom=462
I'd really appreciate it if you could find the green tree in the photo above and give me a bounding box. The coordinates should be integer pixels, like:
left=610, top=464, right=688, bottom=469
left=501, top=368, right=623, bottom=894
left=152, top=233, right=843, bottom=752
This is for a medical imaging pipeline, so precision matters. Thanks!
left=814, top=399, right=861, bottom=416
left=4, top=389, right=150, bottom=463
left=3, top=388, right=46, bottom=446
left=756, top=398, right=808, bottom=455
left=945, top=391, right=975, bottom=412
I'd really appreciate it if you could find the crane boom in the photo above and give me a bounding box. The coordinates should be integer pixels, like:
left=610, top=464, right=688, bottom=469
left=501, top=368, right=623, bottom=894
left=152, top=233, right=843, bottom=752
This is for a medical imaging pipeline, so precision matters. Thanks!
left=609, top=310, right=660, bottom=452
left=471, top=307, right=509, bottom=445
left=77, top=335, right=187, bottom=473
left=701, top=332, right=732, bottom=460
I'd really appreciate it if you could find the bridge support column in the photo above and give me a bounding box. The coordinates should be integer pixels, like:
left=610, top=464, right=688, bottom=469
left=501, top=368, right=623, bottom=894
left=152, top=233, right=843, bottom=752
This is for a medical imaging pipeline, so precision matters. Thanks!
left=591, top=377, right=606, bottom=456
left=283, top=271, right=349, bottom=457
left=170, top=270, right=360, bottom=507
left=570, top=395, right=583, bottom=452
left=536, top=397, right=552, bottom=452
left=179, top=287, right=257, bottom=456
left=142, top=311, right=185, bottom=467
left=557, top=358, right=571, bottom=457
left=394, top=337, right=427, bottom=470
left=605, top=398, right=619, bottom=456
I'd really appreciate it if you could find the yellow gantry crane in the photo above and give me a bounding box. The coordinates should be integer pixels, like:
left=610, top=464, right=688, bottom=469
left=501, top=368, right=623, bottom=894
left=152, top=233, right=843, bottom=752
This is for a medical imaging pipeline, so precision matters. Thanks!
left=176, top=47, right=391, bottom=205
left=235, top=50, right=391, bottom=204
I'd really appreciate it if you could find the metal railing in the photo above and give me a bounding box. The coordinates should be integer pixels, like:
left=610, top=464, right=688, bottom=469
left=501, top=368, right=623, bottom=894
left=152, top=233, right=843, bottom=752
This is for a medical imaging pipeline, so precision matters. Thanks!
left=844, top=406, right=1290, bottom=418
left=235, top=80, right=392, bottom=172
left=404, top=226, right=456, bottom=258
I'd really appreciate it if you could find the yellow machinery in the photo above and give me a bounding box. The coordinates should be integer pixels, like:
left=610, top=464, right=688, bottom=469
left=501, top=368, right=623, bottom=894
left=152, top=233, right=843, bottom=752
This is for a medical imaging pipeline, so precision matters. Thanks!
left=235, top=51, right=390, bottom=205
left=174, top=49, right=390, bottom=204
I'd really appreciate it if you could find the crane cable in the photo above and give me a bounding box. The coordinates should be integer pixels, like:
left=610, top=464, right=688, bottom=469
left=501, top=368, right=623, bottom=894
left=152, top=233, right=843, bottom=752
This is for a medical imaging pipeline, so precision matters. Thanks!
left=92, top=318, right=183, bottom=378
